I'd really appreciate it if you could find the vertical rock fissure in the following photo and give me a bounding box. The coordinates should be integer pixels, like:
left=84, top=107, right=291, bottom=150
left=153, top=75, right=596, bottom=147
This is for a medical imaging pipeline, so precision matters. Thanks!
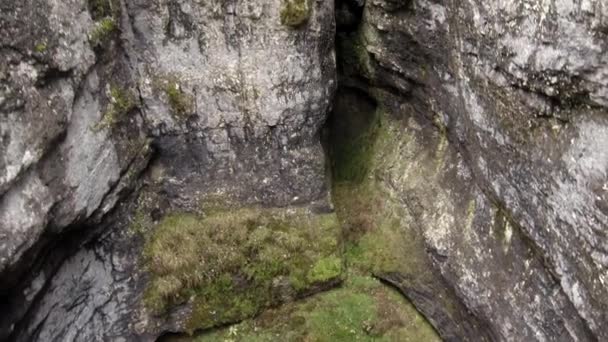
left=326, top=0, right=451, bottom=340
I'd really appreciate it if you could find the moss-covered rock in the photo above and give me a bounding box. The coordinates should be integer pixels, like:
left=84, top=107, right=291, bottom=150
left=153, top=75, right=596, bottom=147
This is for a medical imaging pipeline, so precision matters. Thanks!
left=92, top=85, right=137, bottom=131
left=142, top=206, right=343, bottom=333
left=89, top=17, right=117, bottom=47
left=34, top=42, right=47, bottom=53
left=158, top=104, right=441, bottom=341
left=280, top=0, right=312, bottom=27
left=170, top=275, right=439, bottom=342
left=165, top=81, right=194, bottom=118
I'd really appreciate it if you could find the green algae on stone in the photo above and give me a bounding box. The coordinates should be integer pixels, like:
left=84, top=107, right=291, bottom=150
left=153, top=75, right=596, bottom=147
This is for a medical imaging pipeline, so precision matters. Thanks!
left=177, top=275, right=439, bottom=342
left=280, top=0, right=311, bottom=27
left=142, top=206, right=343, bottom=333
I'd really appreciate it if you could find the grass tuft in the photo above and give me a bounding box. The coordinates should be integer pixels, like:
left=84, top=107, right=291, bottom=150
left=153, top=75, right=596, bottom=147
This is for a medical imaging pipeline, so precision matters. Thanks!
left=89, top=17, right=117, bottom=47
left=165, top=81, right=194, bottom=118
left=92, top=85, right=136, bottom=131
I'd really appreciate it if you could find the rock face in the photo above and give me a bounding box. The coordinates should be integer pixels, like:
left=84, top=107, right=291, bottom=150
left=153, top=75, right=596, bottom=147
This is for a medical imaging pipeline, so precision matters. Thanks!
left=1, top=0, right=335, bottom=340
left=0, top=0, right=607, bottom=341
left=331, top=0, right=607, bottom=340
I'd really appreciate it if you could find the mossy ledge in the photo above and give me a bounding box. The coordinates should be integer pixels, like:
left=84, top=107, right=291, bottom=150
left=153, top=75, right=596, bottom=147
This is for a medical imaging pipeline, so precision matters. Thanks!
left=165, top=81, right=194, bottom=118
left=142, top=205, right=343, bottom=333
left=158, top=97, right=441, bottom=341
left=172, top=274, right=439, bottom=342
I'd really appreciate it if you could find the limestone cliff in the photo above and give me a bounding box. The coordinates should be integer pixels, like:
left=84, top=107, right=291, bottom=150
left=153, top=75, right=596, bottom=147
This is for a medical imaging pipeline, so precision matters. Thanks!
left=0, top=0, right=606, bottom=341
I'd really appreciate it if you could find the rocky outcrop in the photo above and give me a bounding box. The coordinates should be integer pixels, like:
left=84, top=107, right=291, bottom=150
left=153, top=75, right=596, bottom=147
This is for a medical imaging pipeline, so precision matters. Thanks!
left=1, top=0, right=335, bottom=340
left=331, top=0, right=607, bottom=340
left=1, top=0, right=607, bottom=341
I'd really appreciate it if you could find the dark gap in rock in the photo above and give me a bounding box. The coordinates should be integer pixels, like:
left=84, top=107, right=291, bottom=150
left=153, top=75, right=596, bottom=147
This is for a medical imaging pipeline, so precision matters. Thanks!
left=327, top=86, right=379, bottom=183
left=2, top=221, right=102, bottom=341
left=325, top=2, right=493, bottom=341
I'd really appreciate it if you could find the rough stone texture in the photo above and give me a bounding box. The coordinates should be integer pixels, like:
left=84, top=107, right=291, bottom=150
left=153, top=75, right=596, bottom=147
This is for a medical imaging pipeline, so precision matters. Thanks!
left=1, top=0, right=152, bottom=338
left=1, top=0, right=607, bottom=341
left=341, top=0, right=607, bottom=340
left=126, top=0, right=336, bottom=207
left=1, top=0, right=335, bottom=340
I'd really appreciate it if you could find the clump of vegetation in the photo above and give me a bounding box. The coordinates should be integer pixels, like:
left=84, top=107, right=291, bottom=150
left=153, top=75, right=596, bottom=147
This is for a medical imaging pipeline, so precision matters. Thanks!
left=142, top=206, right=342, bottom=333
left=308, top=255, right=342, bottom=284
left=177, top=275, right=439, bottom=342
left=165, top=81, right=194, bottom=118
left=89, top=17, right=117, bottom=47
left=280, top=0, right=312, bottom=27
left=34, top=42, right=47, bottom=53
left=92, top=85, right=136, bottom=131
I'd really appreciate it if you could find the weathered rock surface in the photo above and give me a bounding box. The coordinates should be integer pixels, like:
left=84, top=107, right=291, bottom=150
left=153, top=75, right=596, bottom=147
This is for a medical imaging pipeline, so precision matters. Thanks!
left=332, top=0, right=607, bottom=340
left=2, top=0, right=336, bottom=340
left=0, top=0, right=607, bottom=341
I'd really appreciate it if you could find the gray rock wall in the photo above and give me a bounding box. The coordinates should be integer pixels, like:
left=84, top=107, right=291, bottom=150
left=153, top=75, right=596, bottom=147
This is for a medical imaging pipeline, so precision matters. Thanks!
left=344, top=0, right=607, bottom=340
left=1, top=0, right=335, bottom=340
left=1, top=0, right=607, bottom=340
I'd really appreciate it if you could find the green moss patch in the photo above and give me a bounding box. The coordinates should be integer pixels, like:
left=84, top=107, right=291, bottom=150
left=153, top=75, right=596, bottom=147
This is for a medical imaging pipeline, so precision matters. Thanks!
left=34, top=42, right=47, bottom=53
left=142, top=206, right=343, bottom=333
left=165, top=81, right=194, bottom=118
left=92, top=85, right=136, bottom=131
left=334, top=182, right=431, bottom=282
left=280, top=0, right=312, bottom=27
left=169, top=275, right=439, bottom=342
left=150, top=74, right=195, bottom=119
left=89, top=17, right=117, bottom=47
